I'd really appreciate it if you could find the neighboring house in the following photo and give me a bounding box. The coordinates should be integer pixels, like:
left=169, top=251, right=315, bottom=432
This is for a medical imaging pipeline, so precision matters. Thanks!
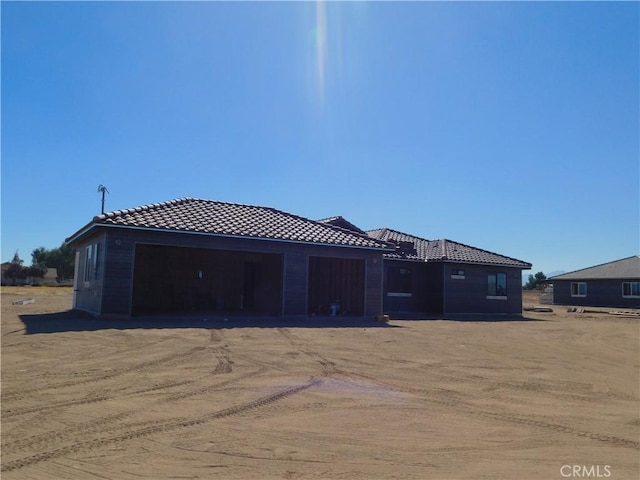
left=548, top=256, right=640, bottom=308
left=65, top=197, right=392, bottom=317
left=43, top=268, right=59, bottom=284
left=366, top=228, right=531, bottom=316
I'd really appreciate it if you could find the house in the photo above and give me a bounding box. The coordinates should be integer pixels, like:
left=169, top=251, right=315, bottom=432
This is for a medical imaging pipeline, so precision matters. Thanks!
left=66, top=197, right=532, bottom=318
left=65, top=197, right=392, bottom=317
left=366, top=228, right=531, bottom=316
left=548, top=256, right=640, bottom=308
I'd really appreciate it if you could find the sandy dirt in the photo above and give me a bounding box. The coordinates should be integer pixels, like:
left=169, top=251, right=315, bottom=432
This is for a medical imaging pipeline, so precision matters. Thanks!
left=1, top=287, right=638, bottom=479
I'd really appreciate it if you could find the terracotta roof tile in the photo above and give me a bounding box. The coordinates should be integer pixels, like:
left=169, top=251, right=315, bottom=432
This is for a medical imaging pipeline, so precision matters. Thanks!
left=73, top=197, right=390, bottom=250
left=367, top=228, right=531, bottom=268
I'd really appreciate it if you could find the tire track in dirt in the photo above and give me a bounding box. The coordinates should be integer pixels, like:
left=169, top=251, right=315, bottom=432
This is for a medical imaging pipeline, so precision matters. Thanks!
left=1, top=378, right=322, bottom=473
left=1, top=346, right=209, bottom=401
left=471, top=410, right=639, bottom=450
left=277, top=328, right=339, bottom=376
left=2, top=352, right=270, bottom=453
left=333, top=370, right=639, bottom=450
left=1, top=411, right=132, bottom=455
left=2, top=346, right=236, bottom=418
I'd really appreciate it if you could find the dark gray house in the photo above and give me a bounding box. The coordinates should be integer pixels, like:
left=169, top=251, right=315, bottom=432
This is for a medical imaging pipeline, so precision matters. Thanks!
left=66, top=198, right=392, bottom=317
left=549, top=256, right=640, bottom=308
left=67, top=198, right=532, bottom=318
left=367, top=228, right=531, bottom=316
left=318, top=219, right=532, bottom=316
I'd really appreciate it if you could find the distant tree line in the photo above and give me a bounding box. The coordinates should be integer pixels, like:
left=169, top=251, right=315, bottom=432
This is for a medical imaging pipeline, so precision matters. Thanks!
left=3, top=243, right=75, bottom=285
left=523, top=271, right=547, bottom=290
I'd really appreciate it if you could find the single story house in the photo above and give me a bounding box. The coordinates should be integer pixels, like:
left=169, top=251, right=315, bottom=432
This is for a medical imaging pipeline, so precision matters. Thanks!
left=66, top=197, right=531, bottom=318
left=319, top=219, right=531, bottom=316
left=548, top=256, right=640, bottom=309
left=66, top=197, right=392, bottom=317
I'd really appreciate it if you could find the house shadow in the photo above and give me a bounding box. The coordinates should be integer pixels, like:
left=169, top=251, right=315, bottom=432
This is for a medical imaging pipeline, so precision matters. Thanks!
left=18, top=310, right=401, bottom=335
left=387, top=312, right=548, bottom=322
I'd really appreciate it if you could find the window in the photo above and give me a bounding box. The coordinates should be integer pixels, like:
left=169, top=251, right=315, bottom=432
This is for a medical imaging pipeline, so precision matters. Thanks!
left=571, top=282, right=587, bottom=297
left=83, top=243, right=100, bottom=284
left=451, top=269, right=465, bottom=279
left=487, top=272, right=507, bottom=298
left=622, top=282, right=640, bottom=298
left=387, top=267, right=412, bottom=297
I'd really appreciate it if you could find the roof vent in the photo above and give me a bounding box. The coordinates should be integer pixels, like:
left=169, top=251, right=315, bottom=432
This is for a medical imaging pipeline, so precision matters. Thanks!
left=395, top=240, right=416, bottom=256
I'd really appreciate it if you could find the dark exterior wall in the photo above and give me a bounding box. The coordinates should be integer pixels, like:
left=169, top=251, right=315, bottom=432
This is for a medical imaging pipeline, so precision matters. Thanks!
left=75, top=227, right=385, bottom=317
left=382, top=260, right=426, bottom=313
left=365, top=256, right=384, bottom=316
left=424, top=263, right=444, bottom=313
left=553, top=279, right=640, bottom=308
left=73, top=231, right=108, bottom=315
left=381, top=260, right=443, bottom=314
left=443, top=263, right=524, bottom=315
left=282, top=251, right=307, bottom=316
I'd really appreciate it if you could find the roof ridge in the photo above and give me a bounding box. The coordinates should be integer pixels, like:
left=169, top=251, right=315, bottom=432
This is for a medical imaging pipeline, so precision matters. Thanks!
left=95, top=197, right=196, bottom=221
left=366, top=227, right=434, bottom=243
left=439, top=239, right=447, bottom=260
left=318, top=222, right=395, bottom=246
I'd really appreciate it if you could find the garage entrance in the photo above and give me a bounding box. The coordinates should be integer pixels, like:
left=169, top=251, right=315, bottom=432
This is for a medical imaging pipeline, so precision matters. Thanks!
left=308, top=256, right=364, bottom=316
left=132, top=244, right=283, bottom=316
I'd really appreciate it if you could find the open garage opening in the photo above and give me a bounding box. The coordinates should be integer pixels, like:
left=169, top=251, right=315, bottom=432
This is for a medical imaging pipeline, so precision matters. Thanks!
left=308, top=256, right=365, bottom=316
left=132, top=244, right=283, bottom=316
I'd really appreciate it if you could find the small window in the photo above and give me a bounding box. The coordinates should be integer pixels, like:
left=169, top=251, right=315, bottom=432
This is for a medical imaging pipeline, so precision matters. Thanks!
left=571, top=282, right=587, bottom=297
left=387, top=267, right=412, bottom=297
left=622, top=282, right=640, bottom=298
left=451, top=269, right=465, bottom=279
left=83, top=243, right=100, bottom=284
left=83, top=245, right=93, bottom=283
left=487, top=272, right=507, bottom=297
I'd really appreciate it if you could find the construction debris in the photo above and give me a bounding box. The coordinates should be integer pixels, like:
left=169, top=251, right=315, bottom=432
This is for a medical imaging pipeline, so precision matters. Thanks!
left=523, top=306, right=554, bottom=312
left=12, top=298, right=35, bottom=305
left=566, top=307, right=640, bottom=318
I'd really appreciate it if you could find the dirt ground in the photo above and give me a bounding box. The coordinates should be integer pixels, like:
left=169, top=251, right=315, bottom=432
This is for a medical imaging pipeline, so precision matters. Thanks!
left=1, top=287, right=638, bottom=480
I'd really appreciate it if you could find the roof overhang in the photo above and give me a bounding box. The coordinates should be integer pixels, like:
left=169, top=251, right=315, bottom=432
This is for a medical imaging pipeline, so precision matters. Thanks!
left=66, top=222, right=395, bottom=252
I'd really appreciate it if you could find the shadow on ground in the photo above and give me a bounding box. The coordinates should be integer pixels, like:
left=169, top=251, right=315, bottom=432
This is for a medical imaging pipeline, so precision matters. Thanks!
left=18, top=311, right=401, bottom=334
left=388, top=313, right=548, bottom=322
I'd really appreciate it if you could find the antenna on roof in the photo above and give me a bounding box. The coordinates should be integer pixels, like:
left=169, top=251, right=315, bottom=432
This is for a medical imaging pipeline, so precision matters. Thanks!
left=97, top=184, right=109, bottom=214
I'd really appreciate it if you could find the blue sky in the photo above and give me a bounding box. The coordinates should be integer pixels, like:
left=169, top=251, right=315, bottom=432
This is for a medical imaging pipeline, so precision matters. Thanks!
left=2, top=1, right=638, bottom=277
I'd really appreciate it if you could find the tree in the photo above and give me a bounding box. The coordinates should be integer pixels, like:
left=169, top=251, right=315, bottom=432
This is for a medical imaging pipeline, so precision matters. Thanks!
left=25, top=264, right=46, bottom=284
left=5, top=251, right=27, bottom=285
left=29, top=243, right=76, bottom=281
left=524, top=271, right=547, bottom=290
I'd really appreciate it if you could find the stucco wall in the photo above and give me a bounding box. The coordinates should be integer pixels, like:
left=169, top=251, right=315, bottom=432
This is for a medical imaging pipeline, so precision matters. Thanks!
left=553, top=279, right=640, bottom=308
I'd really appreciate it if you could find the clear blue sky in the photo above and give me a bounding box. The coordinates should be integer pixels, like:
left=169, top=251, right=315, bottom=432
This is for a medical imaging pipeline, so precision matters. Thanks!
left=2, top=1, right=638, bottom=278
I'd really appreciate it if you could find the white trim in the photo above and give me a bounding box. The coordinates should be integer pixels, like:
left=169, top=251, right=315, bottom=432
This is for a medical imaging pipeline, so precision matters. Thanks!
left=570, top=281, right=587, bottom=297
left=451, top=274, right=465, bottom=280
left=387, top=292, right=412, bottom=297
left=622, top=281, right=640, bottom=298
left=486, top=295, right=507, bottom=300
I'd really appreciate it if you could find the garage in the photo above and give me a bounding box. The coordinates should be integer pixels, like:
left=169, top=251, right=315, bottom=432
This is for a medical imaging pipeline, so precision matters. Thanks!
left=132, top=244, right=283, bottom=316
left=308, top=256, right=364, bottom=316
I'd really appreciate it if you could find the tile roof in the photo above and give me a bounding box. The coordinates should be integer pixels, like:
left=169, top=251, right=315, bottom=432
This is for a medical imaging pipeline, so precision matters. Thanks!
left=548, top=256, right=640, bottom=280
left=317, top=216, right=367, bottom=235
left=367, top=228, right=531, bottom=268
left=67, top=197, right=391, bottom=250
